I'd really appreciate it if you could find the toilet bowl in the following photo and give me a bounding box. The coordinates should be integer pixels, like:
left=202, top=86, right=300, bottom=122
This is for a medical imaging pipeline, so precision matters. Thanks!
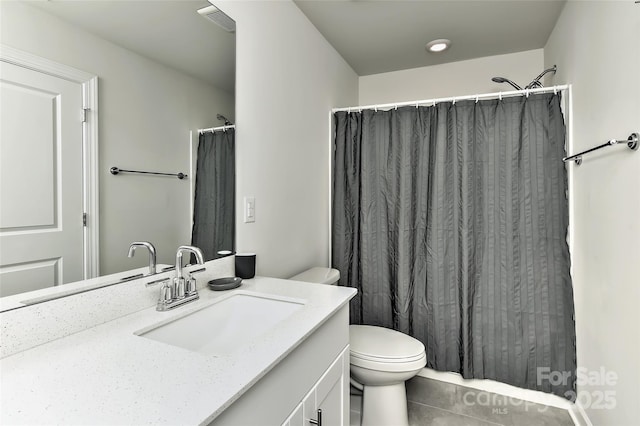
left=289, top=268, right=426, bottom=426
left=350, top=325, right=426, bottom=426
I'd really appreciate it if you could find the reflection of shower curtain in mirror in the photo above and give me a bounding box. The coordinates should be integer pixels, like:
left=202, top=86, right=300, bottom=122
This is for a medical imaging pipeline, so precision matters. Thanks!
left=192, top=129, right=235, bottom=260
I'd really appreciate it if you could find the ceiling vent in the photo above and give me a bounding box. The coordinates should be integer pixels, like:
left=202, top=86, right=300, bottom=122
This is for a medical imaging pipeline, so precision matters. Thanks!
left=197, top=5, right=235, bottom=33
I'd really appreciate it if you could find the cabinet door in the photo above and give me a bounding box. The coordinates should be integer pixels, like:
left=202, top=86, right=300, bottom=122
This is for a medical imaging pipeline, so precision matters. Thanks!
left=282, top=403, right=304, bottom=426
left=315, top=351, right=346, bottom=426
left=302, top=348, right=348, bottom=426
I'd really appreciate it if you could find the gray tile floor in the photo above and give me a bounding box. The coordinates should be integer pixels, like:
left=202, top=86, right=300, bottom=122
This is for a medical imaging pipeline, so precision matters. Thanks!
left=350, top=376, right=574, bottom=426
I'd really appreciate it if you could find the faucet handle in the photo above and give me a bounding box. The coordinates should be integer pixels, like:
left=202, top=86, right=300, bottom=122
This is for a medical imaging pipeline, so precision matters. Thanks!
left=184, top=267, right=204, bottom=297
left=157, top=279, right=173, bottom=310
left=186, top=277, right=198, bottom=296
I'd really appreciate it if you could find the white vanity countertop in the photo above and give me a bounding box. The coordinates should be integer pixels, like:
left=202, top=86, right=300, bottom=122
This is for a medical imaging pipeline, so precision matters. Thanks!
left=0, top=277, right=357, bottom=425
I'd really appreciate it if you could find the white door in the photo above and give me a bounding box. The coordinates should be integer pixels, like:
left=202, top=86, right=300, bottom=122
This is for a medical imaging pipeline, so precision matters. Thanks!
left=0, top=61, right=84, bottom=297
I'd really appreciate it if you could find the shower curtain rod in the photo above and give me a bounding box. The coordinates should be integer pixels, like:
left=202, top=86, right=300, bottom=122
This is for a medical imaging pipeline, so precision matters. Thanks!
left=332, top=84, right=569, bottom=113
left=198, top=124, right=235, bottom=134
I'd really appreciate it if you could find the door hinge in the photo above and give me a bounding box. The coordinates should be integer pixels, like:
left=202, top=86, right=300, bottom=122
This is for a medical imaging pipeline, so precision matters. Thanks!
left=82, top=108, right=89, bottom=123
left=83, top=213, right=87, bottom=227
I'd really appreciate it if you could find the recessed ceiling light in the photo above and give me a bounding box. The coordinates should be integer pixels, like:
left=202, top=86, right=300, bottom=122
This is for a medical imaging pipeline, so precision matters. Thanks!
left=426, top=39, right=451, bottom=53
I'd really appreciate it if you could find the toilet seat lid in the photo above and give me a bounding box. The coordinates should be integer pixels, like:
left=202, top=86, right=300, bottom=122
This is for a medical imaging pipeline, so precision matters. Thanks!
left=349, top=325, right=425, bottom=361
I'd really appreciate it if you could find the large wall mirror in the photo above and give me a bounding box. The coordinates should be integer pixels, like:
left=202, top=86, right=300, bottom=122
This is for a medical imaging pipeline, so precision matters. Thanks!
left=0, top=0, right=235, bottom=308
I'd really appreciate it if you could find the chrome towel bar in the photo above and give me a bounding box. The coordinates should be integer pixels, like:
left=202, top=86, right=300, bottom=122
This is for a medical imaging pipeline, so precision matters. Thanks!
left=109, top=166, right=187, bottom=180
left=563, top=132, right=638, bottom=165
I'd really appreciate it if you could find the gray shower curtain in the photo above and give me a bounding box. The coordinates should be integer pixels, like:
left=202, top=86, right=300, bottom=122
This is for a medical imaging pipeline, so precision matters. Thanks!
left=191, top=129, right=235, bottom=260
left=332, top=93, right=576, bottom=398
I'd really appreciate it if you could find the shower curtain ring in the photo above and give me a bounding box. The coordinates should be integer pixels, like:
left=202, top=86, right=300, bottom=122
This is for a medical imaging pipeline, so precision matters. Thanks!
left=525, top=89, right=530, bottom=98
left=554, top=86, right=558, bottom=95
left=475, top=95, right=479, bottom=103
left=499, top=92, right=502, bottom=101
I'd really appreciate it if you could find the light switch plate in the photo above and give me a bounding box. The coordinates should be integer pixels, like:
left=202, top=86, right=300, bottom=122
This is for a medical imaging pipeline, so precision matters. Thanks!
left=244, top=196, right=255, bottom=223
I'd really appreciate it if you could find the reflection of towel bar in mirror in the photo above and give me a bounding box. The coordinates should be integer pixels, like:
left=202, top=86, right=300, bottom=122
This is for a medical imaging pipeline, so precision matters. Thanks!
left=109, top=167, right=187, bottom=180
left=563, top=132, right=638, bottom=165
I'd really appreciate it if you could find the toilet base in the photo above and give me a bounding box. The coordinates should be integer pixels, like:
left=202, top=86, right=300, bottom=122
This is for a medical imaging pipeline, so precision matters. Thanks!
left=361, top=382, right=409, bottom=426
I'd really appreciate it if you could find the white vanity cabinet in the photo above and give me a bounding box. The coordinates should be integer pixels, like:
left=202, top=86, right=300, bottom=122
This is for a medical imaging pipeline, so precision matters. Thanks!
left=283, top=347, right=349, bottom=426
left=210, top=304, right=350, bottom=426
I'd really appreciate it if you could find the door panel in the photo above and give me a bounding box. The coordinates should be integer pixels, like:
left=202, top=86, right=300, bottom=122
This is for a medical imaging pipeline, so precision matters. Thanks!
left=0, top=258, right=60, bottom=297
left=0, top=61, right=84, bottom=296
left=0, top=81, right=57, bottom=228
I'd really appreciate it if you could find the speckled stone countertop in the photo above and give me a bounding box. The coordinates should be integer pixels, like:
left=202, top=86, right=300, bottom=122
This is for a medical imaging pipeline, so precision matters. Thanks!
left=0, top=277, right=356, bottom=425
left=0, top=258, right=235, bottom=358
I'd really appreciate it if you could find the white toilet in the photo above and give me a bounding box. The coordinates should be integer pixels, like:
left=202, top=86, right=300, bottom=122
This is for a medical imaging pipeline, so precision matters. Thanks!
left=289, top=267, right=427, bottom=426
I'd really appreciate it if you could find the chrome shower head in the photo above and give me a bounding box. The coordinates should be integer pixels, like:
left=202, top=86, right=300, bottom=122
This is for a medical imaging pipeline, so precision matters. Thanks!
left=525, top=65, right=557, bottom=89
left=491, top=77, right=523, bottom=91
left=216, top=114, right=233, bottom=126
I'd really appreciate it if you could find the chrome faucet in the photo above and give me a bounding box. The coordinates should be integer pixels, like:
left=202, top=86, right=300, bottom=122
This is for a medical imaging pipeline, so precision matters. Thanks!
left=127, top=241, right=157, bottom=275
left=156, top=245, right=205, bottom=311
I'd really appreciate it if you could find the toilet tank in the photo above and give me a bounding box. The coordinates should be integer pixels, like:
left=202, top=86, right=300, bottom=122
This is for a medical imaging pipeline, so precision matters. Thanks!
left=289, top=267, right=340, bottom=285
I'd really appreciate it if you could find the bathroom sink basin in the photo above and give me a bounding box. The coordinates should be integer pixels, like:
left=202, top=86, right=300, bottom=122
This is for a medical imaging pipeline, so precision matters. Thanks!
left=136, top=291, right=305, bottom=355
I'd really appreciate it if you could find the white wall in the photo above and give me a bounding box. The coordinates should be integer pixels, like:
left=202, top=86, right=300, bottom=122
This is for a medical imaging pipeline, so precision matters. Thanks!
left=358, top=49, right=543, bottom=105
left=215, top=1, right=358, bottom=278
left=545, top=2, right=640, bottom=425
left=0, top=2, right=235, bottom=274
